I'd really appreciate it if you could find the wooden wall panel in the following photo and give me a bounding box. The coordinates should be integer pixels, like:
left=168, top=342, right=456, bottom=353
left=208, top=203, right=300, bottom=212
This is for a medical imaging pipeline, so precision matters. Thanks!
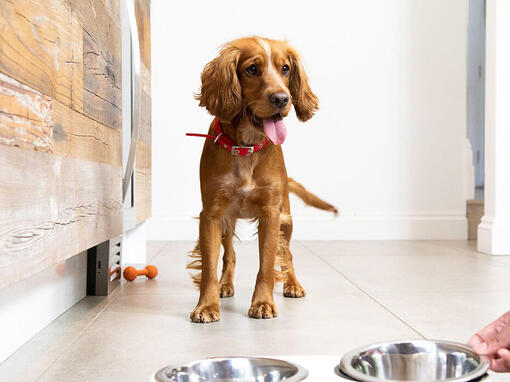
left=135, top=0, right=152, bottom=224
left=0, top=144, right=122, bottom=290
left=70, top=0, right=121, bottom=34
left=135, top=0, right=151, bottom=70
left=135, top=141, right=151, bottom=170
left=71, top=0, right=122, bottom=129
left=0, top=0, right=84, bottom=111
left=0, top=72, right=122, bottom=165
left=0, top=72, right=53, bottom=152
left=139, top=90, right=152, bottom=144
left=135, top=168, right=152, bottom=224
left=52, top=101, right=121, bottom=166
left=71, top=0, right=123, bottom=128
left=0, top=0, right=152, bottom=289
left=0, top=0, right=123, bottom=130
left=82, top=29, right=122, bottom=130
left=0, top=0, right=125, bottom=291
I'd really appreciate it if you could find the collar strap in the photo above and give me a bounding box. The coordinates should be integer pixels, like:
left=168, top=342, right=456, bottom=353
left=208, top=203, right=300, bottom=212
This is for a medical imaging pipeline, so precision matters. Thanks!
left=186, top=118, right=269, bottom=156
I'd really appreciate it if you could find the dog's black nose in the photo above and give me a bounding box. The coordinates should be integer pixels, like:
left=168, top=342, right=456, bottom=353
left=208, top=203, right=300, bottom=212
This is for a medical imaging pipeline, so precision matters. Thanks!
left=270, top=92, right=289, bottom=108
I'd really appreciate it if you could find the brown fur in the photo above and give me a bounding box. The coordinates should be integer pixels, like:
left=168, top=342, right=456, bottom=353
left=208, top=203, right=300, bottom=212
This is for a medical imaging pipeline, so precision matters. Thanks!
left=188, top=36, right=336, bottom=323
left=288, top=178, right=338, bottom=214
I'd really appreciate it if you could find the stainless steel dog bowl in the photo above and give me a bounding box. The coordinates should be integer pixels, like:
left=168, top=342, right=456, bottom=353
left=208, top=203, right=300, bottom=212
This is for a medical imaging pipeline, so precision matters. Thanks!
left=339, top=340, right=490, bottom=382
left=153, top=357, right=308, bottom=382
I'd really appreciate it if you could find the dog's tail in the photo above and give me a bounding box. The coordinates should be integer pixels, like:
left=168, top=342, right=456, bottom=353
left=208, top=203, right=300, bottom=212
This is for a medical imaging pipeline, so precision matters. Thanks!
left=288, top=178, right=338, bottom=215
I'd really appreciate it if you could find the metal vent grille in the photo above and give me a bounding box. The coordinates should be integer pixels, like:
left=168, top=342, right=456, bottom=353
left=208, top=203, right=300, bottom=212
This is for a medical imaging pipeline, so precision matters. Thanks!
left=110, top=238, right=122, bottom=284
left=87, top=235, right=122, bottom=296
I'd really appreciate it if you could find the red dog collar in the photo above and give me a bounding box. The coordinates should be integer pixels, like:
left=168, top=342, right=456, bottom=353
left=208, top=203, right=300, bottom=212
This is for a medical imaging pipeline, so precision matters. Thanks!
left=186, top=118, right=269, bottom=156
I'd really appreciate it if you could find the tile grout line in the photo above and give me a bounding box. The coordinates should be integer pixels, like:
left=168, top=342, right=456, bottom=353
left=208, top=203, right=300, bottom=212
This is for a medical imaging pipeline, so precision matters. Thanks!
left=35, top=291, right=123, bottom=381
left=35, top=240, right=182, bottom=378
left=297, top=241, right=427, bottom=340
left=148, top=241, right=175, bottom=262
left=35, top=240, right=193, bottom=379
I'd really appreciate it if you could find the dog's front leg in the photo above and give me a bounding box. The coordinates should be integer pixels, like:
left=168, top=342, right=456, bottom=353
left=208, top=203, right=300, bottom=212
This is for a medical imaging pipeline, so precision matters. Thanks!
left=249, top=208, right=280, bottom=319
left=190, top=210, right=222, bottom=323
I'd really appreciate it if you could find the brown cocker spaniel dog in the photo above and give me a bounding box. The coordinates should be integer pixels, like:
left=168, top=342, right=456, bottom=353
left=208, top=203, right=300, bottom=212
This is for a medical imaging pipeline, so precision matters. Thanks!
left=187, top=36, right=337, bottom=323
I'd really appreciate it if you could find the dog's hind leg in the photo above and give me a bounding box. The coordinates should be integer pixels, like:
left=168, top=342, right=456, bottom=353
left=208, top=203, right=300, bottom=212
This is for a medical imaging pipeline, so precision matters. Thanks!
left=219, top=218, right=237, bottom=298
left=278, top=210, right=306, bottom=298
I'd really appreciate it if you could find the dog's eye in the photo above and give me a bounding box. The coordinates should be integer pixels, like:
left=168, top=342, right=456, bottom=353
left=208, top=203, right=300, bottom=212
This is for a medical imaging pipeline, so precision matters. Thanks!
left=246, top=65, right=258, bottom=76
left=282, top=65, right=290, bottom=75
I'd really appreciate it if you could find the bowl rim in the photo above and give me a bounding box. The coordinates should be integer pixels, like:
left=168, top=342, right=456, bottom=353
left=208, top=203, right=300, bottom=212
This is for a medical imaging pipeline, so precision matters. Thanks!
left=339, top=339, right=490, bottom=382
left=153, top=356, right=309, bottom=382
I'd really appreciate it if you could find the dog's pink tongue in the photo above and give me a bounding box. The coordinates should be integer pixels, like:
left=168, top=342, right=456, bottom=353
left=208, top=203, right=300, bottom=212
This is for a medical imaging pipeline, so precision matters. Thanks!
left=263, top=115, right=287, bottom=145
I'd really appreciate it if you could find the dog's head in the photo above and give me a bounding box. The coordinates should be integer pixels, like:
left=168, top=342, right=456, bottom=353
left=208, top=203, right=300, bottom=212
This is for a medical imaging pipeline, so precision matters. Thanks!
left=196, top=37, right=319, bottom=145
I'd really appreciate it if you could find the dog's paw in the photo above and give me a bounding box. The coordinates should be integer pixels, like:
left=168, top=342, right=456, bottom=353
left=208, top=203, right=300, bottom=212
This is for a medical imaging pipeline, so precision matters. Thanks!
left=219, top=283, right=234, bottom=298
left=190, top=304, right=220, bottom=323
left=248, top=301, right=278, bottom=319
left=283, top=283, right=306, bottom=298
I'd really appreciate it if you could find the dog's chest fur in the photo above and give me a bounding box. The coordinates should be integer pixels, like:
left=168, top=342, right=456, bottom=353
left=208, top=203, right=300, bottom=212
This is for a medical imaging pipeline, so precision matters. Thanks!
left=218, top=157, right=277, bottom=219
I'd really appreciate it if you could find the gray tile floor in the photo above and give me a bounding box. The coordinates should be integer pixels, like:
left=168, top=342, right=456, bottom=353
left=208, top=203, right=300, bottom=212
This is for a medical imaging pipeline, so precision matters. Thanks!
left=1, top=241, right=510, bottom=381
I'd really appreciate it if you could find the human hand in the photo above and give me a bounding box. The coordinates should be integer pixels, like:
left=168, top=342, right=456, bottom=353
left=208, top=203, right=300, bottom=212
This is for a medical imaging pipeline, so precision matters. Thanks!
left=468, top=311, right=510, bottom=372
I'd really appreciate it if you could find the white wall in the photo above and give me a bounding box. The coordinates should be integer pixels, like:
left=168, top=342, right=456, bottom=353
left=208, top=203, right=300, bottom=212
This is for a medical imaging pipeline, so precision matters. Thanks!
left=478, top=0, right=510, bottom=255
left=149, top=0, right=470, bottom=240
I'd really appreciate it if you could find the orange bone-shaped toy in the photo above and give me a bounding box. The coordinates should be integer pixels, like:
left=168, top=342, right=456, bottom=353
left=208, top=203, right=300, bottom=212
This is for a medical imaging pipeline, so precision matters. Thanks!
left=123, top=265, right=158, bottom=281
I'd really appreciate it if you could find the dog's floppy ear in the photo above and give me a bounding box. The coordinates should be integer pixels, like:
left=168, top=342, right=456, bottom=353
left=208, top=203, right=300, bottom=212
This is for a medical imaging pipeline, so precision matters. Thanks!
left=287, top=46, right=319, bottom=122
left=196, top=44, right=242, bottom=121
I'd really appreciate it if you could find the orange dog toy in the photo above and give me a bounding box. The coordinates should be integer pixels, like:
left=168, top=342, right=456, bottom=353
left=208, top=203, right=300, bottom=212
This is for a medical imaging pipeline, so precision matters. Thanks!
left=123, top=265, right=158, bottom=281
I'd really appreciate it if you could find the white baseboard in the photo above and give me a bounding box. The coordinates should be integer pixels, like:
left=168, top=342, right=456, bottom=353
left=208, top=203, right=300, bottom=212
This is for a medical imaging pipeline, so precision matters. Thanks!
left=146, top=214, right=468, bottom=241
left=0, top=251, right=87, bottom=363
left=478, top=217, right=510, bottom=255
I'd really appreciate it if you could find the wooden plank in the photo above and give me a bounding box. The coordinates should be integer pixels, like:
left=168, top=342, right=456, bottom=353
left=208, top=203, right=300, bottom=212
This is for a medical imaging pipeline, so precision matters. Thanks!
left=135, top=0, right=151, bottom=70
left=0, top=144, right=122, bottom=290
left=0, top=72, right=53, bottom=153
left=139, top=89, right=152, bottom=144
left=0, top=0, right=124, bottom=291
left=53, top=101, right=121, bottom=166
left=0, top=71, right=121, bottom=166
left=134, top=103, right=151, bottom=223
left=141, top=62, right=151, bottom=95
left=82, top=28, right=122, bottom=129
left=103, top=0, right=121, bottom=21
left=0, top=0, right=123, bottom=130
left=135, top=168, right=151, bottom=224
left=72, top=0, right=122, bottom=129
left=0, top=0, right=83, bottom=111
left=135, top=141, right=151, bottom=170
left=71, top=0, right=121, bottom=33
left=134, top=0, right=151, bottom=223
